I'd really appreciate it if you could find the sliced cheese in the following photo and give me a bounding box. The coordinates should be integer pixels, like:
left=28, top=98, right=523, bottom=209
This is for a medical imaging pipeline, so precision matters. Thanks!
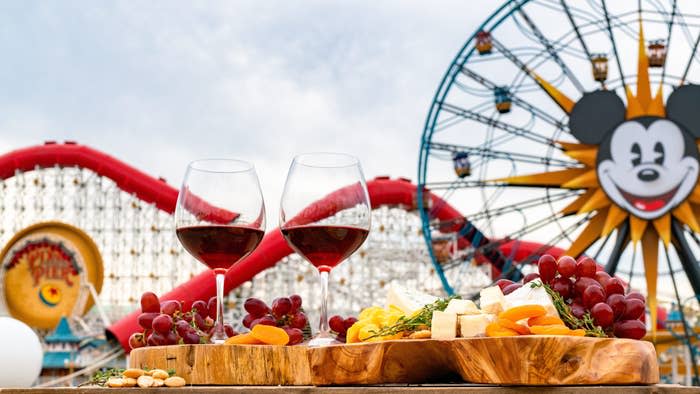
left=459, top=314, right=495, bottom=337
left=430, top=311, right=457, bottom=339
left=479, top=285, right=506, bottom=315
left=386, top=283, right=439, bottom=315
left=444, top=299, right=480, bottom=315
left=503, top=279, right=558, bottom=318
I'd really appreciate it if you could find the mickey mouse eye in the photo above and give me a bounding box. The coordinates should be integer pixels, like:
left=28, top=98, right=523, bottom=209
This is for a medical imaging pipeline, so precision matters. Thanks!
left=654, top=142, right=664, bottom=165
left=631, top=143, right=641, bottom=166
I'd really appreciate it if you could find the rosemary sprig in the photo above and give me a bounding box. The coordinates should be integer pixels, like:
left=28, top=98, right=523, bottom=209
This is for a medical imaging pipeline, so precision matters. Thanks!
left=531, top=282, right=607, bottom=337
left=79, top=368, right=125, bottom=387
left=365, top=296, right=458, bottom=339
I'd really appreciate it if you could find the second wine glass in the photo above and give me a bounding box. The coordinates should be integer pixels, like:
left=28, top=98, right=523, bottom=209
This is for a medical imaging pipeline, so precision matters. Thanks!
left=279, top=153, right=371, bottom=346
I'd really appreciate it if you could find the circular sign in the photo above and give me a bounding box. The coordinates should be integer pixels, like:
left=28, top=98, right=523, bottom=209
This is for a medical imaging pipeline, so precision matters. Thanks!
left=0, top=222, right=103, bottom=329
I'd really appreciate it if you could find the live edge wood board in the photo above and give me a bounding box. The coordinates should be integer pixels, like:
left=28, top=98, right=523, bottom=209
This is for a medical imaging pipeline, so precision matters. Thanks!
left=128, top=336, right=659, bottom=386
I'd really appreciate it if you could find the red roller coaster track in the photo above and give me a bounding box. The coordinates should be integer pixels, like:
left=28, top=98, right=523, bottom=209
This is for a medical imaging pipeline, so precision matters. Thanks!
left=0, top=142, right=568, bottom=350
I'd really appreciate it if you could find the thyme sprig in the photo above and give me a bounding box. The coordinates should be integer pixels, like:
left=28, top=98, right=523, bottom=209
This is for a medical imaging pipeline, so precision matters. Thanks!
left=79, top=368, right=125, bottom=387
left=365, top=296, right=458, bottom=339
left=531, top=282, right=607, bottom=337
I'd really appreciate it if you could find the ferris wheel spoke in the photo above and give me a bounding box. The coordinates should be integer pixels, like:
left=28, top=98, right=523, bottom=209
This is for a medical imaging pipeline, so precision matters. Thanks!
left=463, top=190, right=580, bottom=223
left=459, top=67, right=569, bottom=131
left=680, top=21, right=700, bottom=84
left=660, top=0, right=677, bottom=85
left=670, top=219, right=700, bottom=296
left=601, top=0, right=628, bottom=93
left=603, top=220, right=630, bottom=276
left=439, top=102, right=560, bottom=147
left=560, top=0, right=608, bottom=90
left=516, top=8, right=585, bottom=92
left=428, top=142, right=577, bottom=168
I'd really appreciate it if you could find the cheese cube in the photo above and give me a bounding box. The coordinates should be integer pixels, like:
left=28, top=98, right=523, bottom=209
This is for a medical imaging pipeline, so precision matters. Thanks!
left=479, top=285, right=506, bottom=315
left=504, top=279, right=558, bottom=318
left=444, top=299, right=480, bottom=315
left=459, top=314, right=495, bottom=337
left=430, top=311, right=457, bottom=339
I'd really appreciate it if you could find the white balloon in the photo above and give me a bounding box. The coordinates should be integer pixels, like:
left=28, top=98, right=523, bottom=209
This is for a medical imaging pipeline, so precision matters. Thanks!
left=0, top=317, right=43, bottom=387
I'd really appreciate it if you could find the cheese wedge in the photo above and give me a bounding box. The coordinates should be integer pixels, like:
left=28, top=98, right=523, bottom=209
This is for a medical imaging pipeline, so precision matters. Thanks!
left=444, top=299, right=480, bottom=315
left=503, top=279, right=558, bottom=318
left=386, top=283, right=439, bottom=315
left=459, top=314, right=495, bottom=337
left=430, top=311, right=457, bottom=339
left=479, top=285, right=506, bottom=315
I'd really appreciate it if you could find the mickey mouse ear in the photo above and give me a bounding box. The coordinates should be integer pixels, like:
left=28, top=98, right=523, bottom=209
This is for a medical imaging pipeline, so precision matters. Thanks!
left=568, top=90, right=626, bottom=144
left=667, top=84, right=700, bottom=138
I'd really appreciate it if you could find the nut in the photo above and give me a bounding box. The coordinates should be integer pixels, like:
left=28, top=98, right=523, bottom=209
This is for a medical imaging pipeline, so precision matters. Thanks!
left=150, top=369, right=169, bottom=380
left=408, top=330, right=432, bottom=339
left=152, top=378, right=165, bottom=387
left=106, top=377, right=123, bottom=388
left=122, top=377, right=137, bottom=387
left=137, top=375, right=154, bottom=388
left=164, top=376, right=186, bottom=387
left=123, top=368, right=145, bottom=379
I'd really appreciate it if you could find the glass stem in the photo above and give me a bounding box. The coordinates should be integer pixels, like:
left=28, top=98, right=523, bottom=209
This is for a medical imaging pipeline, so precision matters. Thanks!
left=212, top=273, right=227, bottom=344
left=318, top=270, right=331, bottom=337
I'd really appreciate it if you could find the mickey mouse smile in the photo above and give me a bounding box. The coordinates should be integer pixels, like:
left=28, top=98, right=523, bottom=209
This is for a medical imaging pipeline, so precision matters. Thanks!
left=616, top=180, right=681, bottom=213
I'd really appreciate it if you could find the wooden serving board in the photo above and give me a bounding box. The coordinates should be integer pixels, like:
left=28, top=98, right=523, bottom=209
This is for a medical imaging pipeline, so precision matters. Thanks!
left=128, top=336, right=659, bottom=386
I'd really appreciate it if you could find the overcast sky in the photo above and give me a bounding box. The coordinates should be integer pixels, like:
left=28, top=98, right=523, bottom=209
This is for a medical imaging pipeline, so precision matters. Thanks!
left=0, top=1, right=497, bottom=224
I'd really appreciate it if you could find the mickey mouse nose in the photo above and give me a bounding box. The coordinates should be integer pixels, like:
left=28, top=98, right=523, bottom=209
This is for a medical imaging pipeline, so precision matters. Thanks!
left=638, top=168, right=659, bottom=182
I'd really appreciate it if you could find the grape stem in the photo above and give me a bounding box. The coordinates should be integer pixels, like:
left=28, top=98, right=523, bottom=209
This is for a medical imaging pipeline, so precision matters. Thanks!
left=530, top=282, right=607, bottom=337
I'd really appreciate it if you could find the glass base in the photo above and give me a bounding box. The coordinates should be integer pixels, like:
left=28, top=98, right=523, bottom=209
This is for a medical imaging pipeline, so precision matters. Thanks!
left=307, top=335, right=337, bottom=347
left=212, top=337, right=227, bottom=345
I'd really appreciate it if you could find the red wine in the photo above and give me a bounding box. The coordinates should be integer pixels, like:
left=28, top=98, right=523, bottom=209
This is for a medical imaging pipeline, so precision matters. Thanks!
left=176, top=225, right=264, bottom=273
left=280, top=225, right=369, bottom=272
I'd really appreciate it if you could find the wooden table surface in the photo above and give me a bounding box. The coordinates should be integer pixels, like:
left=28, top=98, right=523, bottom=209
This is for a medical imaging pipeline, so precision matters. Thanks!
left=1, top=385, right=699, bottom=394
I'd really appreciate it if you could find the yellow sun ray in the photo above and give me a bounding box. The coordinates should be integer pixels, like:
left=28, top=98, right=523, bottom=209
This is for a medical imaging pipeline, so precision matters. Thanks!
left=602, top=204, right=629, bottom=237
left=560, top=189, right=596, bottom=216
left=630, top=215, right=648, bottom=244
left=578, top=188, right=611, bottom=214
left=651, top=214, right=671, bottom=246
left=557, top=141, right=598, bottom=151
left=641, top=228, right=659, bottom=339
left=673, top=202, right=700, bottom=233
left=493, top=168, right=588, bottom=187
left=625, top=19, right=665, bottom=119
left=563, top=148, right=598, bottom=167
left=531, top=72, right=575, bottom=114
left=688, top=182, right=700, bottom=204
left=566, top=209, right=608, bottom=257
left=561, top=169, right=598, bottom=189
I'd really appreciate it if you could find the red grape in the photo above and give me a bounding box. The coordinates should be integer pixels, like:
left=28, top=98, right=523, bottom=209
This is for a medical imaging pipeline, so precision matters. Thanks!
left=284, top=327, right=304, bottom=345
left=182, top=332, right=201, bottom=344
left=161, top=300, right=181, bottom=316
left=289, top=294, right=303, bottom=313
left=557, top=256, right=577, bottom=279
left=290, top=312, right=308, bottom=330
left=626, top=292, right=646, bottom=303
left=343, top=317, right=358, bottom=330
left=193, top=312, right=208, bottom=330
left=207, top=297, right=217, bottom=320
left=594, top=271, right=611, bottom=287
left=583, top=286, right=606, bottom=309
left=140, top=292, right=160, bottom=313
left=182, top=312, right=193, bottom=323
left=175, top=320, right=192, bottom=337
left=576, top=256, right=597, bottom=278
left=590, top=302, right=614, bottom=328
left=329, top=315, right=346, bottom=334
left=147, top=332, right=166, bottom=346
left=164, top=331, right=178, bottom=345
left=604, top=278, right=625, bottom=296
left=537, top=254, right=557, bottom=283
left=251, top=315, right=276, bottom=327
left=495, top=279, right=514, bottom=291
left=551, top=277, right=572, bottom=299
left=244, top=298, right=271, bottom=318
left=152, top=314, right=173, bottom=334
left=613, top=319, right=646, bottom=339
left=622, top=298, right=645, bottom=320
left=137, top=312, right=159, bottom=329
left=224, top=324, right=237, bottom=338
left=606, top=294, right=626, bottom=320
left=523, top=273, right=540, bottom=283
left=271, top=297, right=292, bottom=318
left=574, top=277, right=601, bottom=296
left=242, top=314, right=255, bottom=329
left=502, top=283, right=522, bottom=295
left=570, top=302, right=586, bottom=319
left=128, top=333, right=146, bottom=349
left=191, top=300, right=207, bottom=315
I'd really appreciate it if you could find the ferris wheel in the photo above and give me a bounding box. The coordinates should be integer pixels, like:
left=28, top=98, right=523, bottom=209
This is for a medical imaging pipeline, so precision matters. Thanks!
left=418, top=0, right=700, bottom=322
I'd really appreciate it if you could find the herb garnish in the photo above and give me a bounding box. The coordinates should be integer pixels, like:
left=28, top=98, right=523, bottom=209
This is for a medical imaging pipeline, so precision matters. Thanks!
left=531, top=282, right=606, bottom=337
left=364, top=296, right=458, bottom=339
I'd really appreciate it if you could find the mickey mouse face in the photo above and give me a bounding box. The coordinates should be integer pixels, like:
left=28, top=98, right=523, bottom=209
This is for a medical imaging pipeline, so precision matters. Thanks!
left=597, top=118, right=699, bottom=219
left=569, top=85, right=700, bottom=220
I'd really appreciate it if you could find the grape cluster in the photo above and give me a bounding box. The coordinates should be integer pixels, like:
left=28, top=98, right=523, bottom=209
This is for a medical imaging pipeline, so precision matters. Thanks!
left=328, top=315, right=358, bottom=342
left=496, top=255, right=647, bottom=340
left=129, top=292, right=237, bottom=349
left=242, top=295, right=306, bottom=345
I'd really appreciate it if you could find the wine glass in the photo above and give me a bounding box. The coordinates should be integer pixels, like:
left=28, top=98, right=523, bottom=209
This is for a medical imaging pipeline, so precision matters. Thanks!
left=279, top=153, right=371, bottom=346
left=175, top=159, right=265, bottom=343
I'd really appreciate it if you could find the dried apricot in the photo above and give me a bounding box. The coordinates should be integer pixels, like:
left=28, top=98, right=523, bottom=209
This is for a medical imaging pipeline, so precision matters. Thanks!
left=498, top=304, right=547, bottom=322
left=529, top=325, right=571, bottom=335
left=569, top=329, right=586, bottom=336
left=225, top=332, right=264, bottom=345
left=250, top=324, right=290, bottom=345
left=485, top=322, right=519, bottom=337
left=497, top=318, right=530, bottom=335
left=527, top=315, right=564, bottom=327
